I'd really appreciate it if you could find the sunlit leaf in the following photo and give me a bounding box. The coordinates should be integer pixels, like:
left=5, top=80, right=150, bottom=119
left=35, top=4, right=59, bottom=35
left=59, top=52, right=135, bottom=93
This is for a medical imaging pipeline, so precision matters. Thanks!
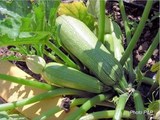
left=20, top=17, right=32, bottom=31
left=104, top=17, right=124, bottom=61
left=58, top=1, right=95, bottom=30
left=33, top=4, right=46, bottom=31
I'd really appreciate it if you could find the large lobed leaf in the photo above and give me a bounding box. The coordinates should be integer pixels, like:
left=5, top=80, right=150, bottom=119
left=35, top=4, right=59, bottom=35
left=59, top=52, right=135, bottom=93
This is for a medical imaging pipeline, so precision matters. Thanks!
left=58, top=1, right=95, bottom=30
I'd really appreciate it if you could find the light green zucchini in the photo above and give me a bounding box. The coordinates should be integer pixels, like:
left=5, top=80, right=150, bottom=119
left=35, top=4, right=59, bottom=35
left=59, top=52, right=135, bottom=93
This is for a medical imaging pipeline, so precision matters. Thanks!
left=25, top=55, right=107, bottom=93
left=56, top=15, right=128, bottom=91
left=42, top=62, right=106, bottom=93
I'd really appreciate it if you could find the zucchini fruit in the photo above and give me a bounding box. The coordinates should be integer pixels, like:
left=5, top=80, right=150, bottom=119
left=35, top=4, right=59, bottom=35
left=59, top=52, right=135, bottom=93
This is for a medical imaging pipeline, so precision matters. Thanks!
left=25, top=55, right=107, bottom=93
left=56, top=15, right=128, bottom=91
left=42, top=62, right=106, bottom=93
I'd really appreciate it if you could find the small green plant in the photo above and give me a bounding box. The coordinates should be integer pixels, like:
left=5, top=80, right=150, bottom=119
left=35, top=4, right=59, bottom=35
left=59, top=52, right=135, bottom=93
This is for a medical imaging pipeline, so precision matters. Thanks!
left=0, top=0, right=159, bottom=120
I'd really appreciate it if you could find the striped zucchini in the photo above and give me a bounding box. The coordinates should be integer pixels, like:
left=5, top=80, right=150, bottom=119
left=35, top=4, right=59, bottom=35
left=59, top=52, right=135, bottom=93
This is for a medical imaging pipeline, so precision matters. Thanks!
left=25, top=55, right=106, bottom=93
left=42, top=62, right=106, bottom=93
left=56, top=15, right=128, bottom=91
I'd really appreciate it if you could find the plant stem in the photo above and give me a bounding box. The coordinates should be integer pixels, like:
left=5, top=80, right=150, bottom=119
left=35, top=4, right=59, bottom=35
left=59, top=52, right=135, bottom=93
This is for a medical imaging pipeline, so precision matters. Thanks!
left=147, top=82, right=159, bottom=97
left=43, top=49, right=64, bottom=63
left=133, top=90, right=145, bottom=120
left=119, top=0, right=135, bottom=82
left=113, top=93, right=129, bottom=120
left=0, top=73, right=56, bottom=90
left=138, top=31, right=159, bottom=70
left=79, top=110, right=135, bottom=120
left=142, top=77, right=155, bottom=85
left=98, top=0, right=105, bottom=43
left=120, top=0, right=153, bottom=66
left=65, top=93, right=113, bottom=120
left=0, top=88, right=89, bottom=111
left=70, top=98, right=89, bottom=107
left=119, top=0, right=131, bottom=42
left=45, top=40, right=78, bottom=69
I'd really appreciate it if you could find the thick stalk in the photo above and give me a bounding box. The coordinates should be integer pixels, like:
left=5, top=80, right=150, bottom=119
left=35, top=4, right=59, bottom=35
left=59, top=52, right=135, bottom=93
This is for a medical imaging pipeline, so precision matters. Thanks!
left=113, top=93, right=129, bottom=120
left=98, top=0, right=105, bottom=43
left=0, top=88, right=89, bottom=111
left=65, top=93, right=113, bottom=120
left=133, top=90, right=145, bottom=120
left=138, top=31, right=159, bottom=70
left=0, top=73, right=56, bottom=90
left=119, top=0, right=131, bottom=42
left=142, top=77, right=155, bottom=85
left=120, top=0, right=153, bottom=66
left=119, top=0, right=134, bottom=82
left=70, top=98, right=89, bottom=107
left=79, top=110, right=135, bottom=120
left=45, top=40, right=78, bottom=69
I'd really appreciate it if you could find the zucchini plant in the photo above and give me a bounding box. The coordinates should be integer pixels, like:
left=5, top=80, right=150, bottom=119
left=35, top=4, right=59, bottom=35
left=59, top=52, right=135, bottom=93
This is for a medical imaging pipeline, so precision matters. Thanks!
left=0, top=0, right=159, bottom=120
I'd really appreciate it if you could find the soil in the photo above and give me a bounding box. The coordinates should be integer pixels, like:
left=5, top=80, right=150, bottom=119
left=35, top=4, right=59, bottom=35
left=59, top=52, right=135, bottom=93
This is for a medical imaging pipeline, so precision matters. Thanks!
left=0, top=0, right=159, bottom=112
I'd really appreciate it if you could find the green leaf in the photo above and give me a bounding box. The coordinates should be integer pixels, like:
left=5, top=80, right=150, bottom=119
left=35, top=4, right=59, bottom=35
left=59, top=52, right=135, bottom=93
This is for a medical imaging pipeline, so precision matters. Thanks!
left=148, top=100, right=160, bottom=114
left=0, top=32, right=51, bottom=46
left=104, top=18, right=124, bottom=61
left=20, top=17, right=32, bottom=32
left=151, top=61, right=160, bottom=72
left=0, top=55, right=21, bottom=61
left=0, top=5, right=21, bottom=21
left=0, top=17, right=20, bottom=39
left=38, top=0, right=60, bottom=24
left=0, top=0, right=32, bottom=17
left=48, top=0, right=60, bottom=28
left=86, top=0, right=100, bottom=18
left=33, top=3, right=46, bottom=31
left=10, top=46, right=35, bottom=55
left=58, top=1, right=95, bottom=30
